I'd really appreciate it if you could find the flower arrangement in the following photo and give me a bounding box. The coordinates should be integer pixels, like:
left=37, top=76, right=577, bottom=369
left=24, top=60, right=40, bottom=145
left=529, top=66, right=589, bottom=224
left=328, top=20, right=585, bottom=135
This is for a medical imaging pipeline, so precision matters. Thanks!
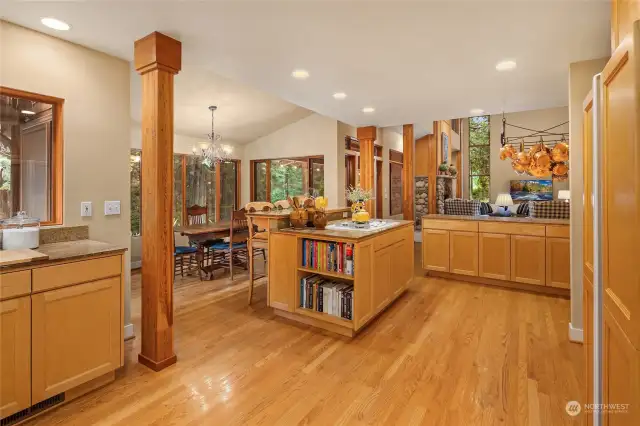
left=314, top=196, right=328, bottom=212
left=346, top=185, right=372, bottom=203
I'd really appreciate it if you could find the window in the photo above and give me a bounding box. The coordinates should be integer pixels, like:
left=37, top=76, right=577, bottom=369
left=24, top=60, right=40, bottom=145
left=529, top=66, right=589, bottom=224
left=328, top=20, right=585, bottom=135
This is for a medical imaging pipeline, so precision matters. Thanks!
left=250, top=156, right=324, bottom=202
left=468, top=116, right=490, bottom=202
left=0, top=87, right=63, bottom=225
left=130, top=150, right=240, bottom=233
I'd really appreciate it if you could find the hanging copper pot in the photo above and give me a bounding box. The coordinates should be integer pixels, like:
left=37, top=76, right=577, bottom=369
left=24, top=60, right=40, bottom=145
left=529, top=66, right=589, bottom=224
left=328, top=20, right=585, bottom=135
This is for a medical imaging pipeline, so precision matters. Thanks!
left=532, top=141, right=551, bottom=169
left=552, top=162, right=569, bottom=176
left=500, top=144, right=517, bottom=160
left=551, top=140, right=570, bottom=162
left=512, top=161, right=527, bottom=174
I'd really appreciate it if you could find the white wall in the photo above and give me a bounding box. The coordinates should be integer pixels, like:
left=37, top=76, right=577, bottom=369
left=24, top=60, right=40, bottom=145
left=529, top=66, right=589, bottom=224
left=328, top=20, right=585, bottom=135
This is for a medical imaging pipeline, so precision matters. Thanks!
left=489, top=107, right=570, bottom=202
left=568, top=57, right=608, bottom=338
left=241, top=113, right=340, bottom=207
left=1, top=21, right=133, bottom=332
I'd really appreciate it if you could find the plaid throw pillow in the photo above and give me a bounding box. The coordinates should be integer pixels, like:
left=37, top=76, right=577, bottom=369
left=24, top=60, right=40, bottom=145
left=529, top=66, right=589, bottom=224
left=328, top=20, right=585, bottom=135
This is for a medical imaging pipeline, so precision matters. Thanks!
left=445, top=199, right=481, bottom=216
left=529, top=201, right=570, bottom=219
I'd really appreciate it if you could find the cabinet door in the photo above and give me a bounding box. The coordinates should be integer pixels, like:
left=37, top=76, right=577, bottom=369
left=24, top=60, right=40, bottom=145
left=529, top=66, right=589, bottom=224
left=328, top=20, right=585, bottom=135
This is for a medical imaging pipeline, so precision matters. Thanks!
left=389, top=239, right=412, bottom=298
left=268, top=233, right=297, bottom=312
left=479, top=233, right=510, bottom=281
left=449, top=231, right=478, bottom=276
left=583, top=281, right=594, bottom=426
left=602, top=25, right=640, bottom=349
left=611, top=0, right=640, bottom=51
left=354, top=242, right=374, bottom=330
left=602, top=307, right=640, bottom=425
left=545, top=237, right=570, bottom=289
left=32, top=277, right=121, bottom=404
left=510, top=235, right=545, bottom=286
left=422, top=229, right=449, bottom=272
left=583, top=96, right=594, bottom=284
left=0, top=297, right=31, bottom=418
left=372, top=246, right=391, bottom=313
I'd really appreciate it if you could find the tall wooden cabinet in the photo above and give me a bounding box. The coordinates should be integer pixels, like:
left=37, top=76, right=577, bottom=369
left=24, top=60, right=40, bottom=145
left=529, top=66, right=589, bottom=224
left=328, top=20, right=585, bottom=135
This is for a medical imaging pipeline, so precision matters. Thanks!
left=611, top=0, right=640, bottom=51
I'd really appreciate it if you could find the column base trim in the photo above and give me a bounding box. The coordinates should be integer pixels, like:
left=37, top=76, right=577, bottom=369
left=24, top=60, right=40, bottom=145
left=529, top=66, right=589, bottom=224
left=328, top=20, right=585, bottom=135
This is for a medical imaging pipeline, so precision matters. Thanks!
left=138, top=353, right=177, bottom=372
left=569, top=323, right=584, bottom=343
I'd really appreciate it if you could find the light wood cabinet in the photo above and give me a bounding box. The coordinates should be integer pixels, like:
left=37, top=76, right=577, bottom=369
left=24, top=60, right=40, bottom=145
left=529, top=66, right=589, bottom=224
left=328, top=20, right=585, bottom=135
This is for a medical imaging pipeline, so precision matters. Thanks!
left=31, top=277, right=121, bottom=403
left=611, top=0, right=640, bottom=51
left=372, top=245, right=392, bottom=312
left=545, top=237, right=570, bottom=289
left=583, top=281, right=594, bottom=426
left=479, top=233, right=510, bottom=281
left=268, top=233, right=297, bottom=312
left=422, top=229, right=449, bottom=272
left=390, top=237, right=412, bottom=298
left=510, top=235, right=545, bottom=286
left=449, top=231, right=478, bottom=276
left=0, top=296, right=31, bottom=418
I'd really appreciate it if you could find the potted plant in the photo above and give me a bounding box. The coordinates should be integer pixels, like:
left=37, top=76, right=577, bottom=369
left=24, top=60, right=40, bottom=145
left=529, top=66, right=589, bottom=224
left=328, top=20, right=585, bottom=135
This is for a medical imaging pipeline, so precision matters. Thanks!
left=346, top=186, right=372, bottom=225
left=439, top=162, right=449, bottom=175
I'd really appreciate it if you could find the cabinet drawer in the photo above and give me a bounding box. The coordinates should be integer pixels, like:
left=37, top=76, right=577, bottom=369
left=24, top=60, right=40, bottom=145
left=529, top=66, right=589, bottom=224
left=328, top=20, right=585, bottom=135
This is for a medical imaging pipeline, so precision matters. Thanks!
left=423, top=219, right=478, bottom=232
left=546, top=225, right=570, bottom=238
left=479, top=222, right=545, bottom=236
left=373, top=227, right=407, bottom=251
left=0, top=270, right=31, bottom=301
left=32, top=255, right=121, bottom=293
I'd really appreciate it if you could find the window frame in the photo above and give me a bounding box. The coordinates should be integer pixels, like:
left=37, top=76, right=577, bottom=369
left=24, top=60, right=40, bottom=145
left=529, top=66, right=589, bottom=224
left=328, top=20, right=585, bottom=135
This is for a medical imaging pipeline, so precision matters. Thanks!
left=249, top=155, right=324, bottom=202
left=468, top=115, right=491, bottom=202
left=0, top=86, right=64, bottom=226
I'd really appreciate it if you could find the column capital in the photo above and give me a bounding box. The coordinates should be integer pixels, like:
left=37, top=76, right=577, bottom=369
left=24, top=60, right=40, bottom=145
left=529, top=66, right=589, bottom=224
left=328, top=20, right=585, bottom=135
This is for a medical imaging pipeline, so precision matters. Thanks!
left=357, top=126, right=377, bottom=141
left=134, top=32, right=182, bottom=75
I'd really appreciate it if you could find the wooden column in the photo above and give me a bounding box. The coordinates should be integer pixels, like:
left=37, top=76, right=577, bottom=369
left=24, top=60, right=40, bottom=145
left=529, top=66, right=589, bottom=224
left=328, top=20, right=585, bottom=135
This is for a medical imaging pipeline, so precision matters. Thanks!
left=134, top=32, right=181, bottom=372
left=402, top=124, right=414, bottom=222
left=357, top=126, right=376, bottom=214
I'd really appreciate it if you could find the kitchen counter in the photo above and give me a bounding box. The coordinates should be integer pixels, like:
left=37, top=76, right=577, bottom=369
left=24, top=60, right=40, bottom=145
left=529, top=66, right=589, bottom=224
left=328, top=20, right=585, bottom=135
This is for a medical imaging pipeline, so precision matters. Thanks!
left=274, top=219, right=413, bottom=241
left=0, top=240, right=126, bottom=271
left=422, top=214, right=569, bottom=226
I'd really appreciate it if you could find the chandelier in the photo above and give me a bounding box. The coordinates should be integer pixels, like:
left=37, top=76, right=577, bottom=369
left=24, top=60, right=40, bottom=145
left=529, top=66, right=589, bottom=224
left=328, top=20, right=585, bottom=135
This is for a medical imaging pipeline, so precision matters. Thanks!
left=498, top=116, right=569, bottom=181
left=201, top=106, right=231, bottom=164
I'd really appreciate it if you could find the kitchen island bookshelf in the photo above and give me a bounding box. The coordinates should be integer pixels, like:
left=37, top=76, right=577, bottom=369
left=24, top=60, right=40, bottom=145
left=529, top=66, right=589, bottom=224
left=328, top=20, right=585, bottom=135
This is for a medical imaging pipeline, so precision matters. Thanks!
left=268, top=220, right=414, bottom=337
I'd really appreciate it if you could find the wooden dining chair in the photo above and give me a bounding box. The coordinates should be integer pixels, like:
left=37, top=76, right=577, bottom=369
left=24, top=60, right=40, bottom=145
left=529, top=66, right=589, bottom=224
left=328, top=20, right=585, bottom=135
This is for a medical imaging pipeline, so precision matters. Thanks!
left=174, top=232, right=197, bottom=278
left=207, top=209, right=250, bottom=280
left=247, top=213, right=269, bottom=304
left=245, top=201, right=274, bottom=213
left=186, top=204, right=208, bottom=225
left=273, top=200, right=290, bottom=209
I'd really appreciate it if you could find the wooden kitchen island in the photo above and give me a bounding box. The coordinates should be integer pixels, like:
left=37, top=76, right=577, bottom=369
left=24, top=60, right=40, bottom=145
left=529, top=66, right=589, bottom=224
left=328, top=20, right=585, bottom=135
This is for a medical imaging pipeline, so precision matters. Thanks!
left=422, top=214, right=570, bottom=296
left=268, top=219, right=414, bottom=337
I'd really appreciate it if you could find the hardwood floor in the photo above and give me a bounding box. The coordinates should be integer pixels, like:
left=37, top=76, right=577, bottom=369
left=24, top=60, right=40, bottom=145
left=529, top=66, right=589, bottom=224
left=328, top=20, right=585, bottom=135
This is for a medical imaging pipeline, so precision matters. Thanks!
left=28, top=246, right=583, bottom=425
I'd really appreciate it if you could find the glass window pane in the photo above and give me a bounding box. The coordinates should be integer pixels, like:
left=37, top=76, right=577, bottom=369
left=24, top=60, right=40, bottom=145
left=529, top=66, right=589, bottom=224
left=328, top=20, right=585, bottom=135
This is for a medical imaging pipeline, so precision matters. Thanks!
left=469, top=146, right=490, bottom=175
left=173, top=155, right=183, bottom=226
left=205, top=161, right=216, bottom=224
left=220, top=161, right=237, bottom=221
left=310, top=159, right=324, bottom=197
left=270, top=159, right=308, bottom=202
left=253, top=161, right=267, bottom=201
left=0, top=94, right=54, bottom=221
left=130, top=149, right=142, bottom=235
left=471, top=175, right=490, bottom=202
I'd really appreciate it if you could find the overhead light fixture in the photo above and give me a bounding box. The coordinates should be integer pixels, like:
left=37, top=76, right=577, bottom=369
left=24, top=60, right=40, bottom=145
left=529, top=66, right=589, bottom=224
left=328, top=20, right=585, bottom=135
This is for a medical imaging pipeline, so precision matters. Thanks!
left=362, top=107, right=375, bottom=113
left=496, top=60, right=517, bottom=72
left=41, top=17, right=71, bottom=31
left=21, top=110, right=36, bottom=115
left=470, top=108, right=484, bottom=116
left=201, top=106, right=232, bottom=164
left=291, top=69, right=309, bottom=80
left=333, top=92, right=347, bottom=100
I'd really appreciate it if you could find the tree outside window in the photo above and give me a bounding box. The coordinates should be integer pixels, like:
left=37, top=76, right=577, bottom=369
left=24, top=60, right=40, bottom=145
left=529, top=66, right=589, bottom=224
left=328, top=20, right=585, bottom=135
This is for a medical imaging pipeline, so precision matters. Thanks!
left=468, top=116, right=490, bottom=202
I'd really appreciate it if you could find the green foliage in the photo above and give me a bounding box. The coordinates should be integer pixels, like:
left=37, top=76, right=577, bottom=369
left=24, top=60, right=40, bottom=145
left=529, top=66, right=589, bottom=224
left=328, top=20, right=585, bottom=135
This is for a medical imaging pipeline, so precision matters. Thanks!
left=130, top=150, right=142, bottom=236
left=270, top=160, right=305, bottom=202
left=468, top=116, right=490, bottom=202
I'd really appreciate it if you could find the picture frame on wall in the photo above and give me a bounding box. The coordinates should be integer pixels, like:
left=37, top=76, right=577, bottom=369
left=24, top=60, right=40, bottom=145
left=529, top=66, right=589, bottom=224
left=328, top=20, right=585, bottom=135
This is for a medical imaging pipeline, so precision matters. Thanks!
left=442, top=132, right=449, bottom=163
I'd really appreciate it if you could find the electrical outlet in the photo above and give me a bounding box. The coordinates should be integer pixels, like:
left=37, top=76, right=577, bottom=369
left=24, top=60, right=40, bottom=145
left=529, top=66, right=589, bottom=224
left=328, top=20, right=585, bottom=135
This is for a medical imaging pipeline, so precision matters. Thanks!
left=81, top=202, right=92, bottom=217
left=104, top=201, right=121, bottom=216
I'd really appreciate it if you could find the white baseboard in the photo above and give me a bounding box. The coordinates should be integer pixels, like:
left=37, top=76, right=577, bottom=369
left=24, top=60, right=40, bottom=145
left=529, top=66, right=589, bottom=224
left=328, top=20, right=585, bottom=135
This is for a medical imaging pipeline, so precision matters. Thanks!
left=131, top=260, right=141, bottom=269
left=569, top=323, right=583, bottom=343
left=414, top=231, right=422, bottom=242
left=124, top=323, right=135, bottom=341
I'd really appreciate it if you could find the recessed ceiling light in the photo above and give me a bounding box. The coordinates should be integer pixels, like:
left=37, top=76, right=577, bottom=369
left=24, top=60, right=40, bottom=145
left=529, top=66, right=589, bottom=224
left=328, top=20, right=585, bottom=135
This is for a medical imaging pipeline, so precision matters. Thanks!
left=362, top=107, right=375, bottom=113
left=291, top=69, right=309, bottom=80
left=470, top=108, right=484, bottom=115
left=41, top=17, right=71, bottom=31
left=21, top=110, right=36, bottom=115
left=495, top=60, right=517, bottom=72
left=333, top=92, right=347, bottom=100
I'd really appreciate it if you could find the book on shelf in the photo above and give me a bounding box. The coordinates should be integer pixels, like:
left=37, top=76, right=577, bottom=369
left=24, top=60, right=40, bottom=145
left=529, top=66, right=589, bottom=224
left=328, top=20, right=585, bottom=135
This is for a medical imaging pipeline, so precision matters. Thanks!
left=301, top=239, right=354, bottom=277
left=299, top=274, right=353, bottom=320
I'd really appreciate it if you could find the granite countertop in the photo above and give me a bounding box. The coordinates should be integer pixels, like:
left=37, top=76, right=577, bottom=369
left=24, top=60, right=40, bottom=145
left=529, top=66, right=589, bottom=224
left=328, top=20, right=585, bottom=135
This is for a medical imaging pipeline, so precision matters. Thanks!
left=246, top=207, right=351, bottom=218
left=1, top=240, right=127, bottom=271
left=274, top=219, right=413, bottom=241
left=422, top=214, right=569, bottom=226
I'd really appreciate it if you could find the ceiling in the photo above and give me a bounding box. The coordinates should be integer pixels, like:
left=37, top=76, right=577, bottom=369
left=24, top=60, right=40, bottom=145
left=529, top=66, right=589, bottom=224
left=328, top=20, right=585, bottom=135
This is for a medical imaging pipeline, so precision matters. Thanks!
left=1, top=0, right=611, bottom=133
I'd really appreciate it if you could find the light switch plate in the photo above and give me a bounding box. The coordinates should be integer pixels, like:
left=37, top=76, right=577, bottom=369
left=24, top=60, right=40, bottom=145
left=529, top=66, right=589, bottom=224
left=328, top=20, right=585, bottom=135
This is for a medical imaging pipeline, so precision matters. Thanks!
left=81, top=202, right=92, bottom=217
left=104, top=201, right=121, bottom=216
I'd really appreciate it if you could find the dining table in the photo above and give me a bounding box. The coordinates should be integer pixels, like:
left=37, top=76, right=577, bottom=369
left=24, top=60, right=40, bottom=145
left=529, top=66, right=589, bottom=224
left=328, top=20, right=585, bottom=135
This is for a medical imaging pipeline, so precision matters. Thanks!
left=175, top=220, right=238, bottom=245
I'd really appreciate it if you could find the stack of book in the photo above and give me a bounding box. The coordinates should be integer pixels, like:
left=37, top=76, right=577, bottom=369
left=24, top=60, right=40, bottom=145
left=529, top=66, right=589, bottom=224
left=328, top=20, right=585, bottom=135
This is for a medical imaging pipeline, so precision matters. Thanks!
left=301, top=239, right=354, bottom=276
left=300, top=274, right=353, bottom=320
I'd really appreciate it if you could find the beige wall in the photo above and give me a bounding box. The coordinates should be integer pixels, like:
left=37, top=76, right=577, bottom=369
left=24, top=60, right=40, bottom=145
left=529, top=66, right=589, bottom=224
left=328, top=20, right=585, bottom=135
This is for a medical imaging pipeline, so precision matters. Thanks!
left=1, top=21, right=133, bottom=332
left=241, top=113, right=340, bottom=207
left=379, top=127, right=404, bottom=218
left=568, top=57, right=608, bottom=336
left=488, top=107, right=570, bottom=202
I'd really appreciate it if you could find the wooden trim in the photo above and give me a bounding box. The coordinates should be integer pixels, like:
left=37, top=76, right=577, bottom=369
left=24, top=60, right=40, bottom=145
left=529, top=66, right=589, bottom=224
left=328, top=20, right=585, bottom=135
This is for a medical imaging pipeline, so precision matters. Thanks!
left=402, top=124, right=414, bottom=221
left=181, top=155, right=187, bottom=226
left=1, top=86, right=64, bottom=226
left=249, top=160, right=256, bottom=202
left=235, top=159, right=241, bottom=210
left=266, top=160, right=272, bottom=202
left=215, top=163, right=221, bottom=222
